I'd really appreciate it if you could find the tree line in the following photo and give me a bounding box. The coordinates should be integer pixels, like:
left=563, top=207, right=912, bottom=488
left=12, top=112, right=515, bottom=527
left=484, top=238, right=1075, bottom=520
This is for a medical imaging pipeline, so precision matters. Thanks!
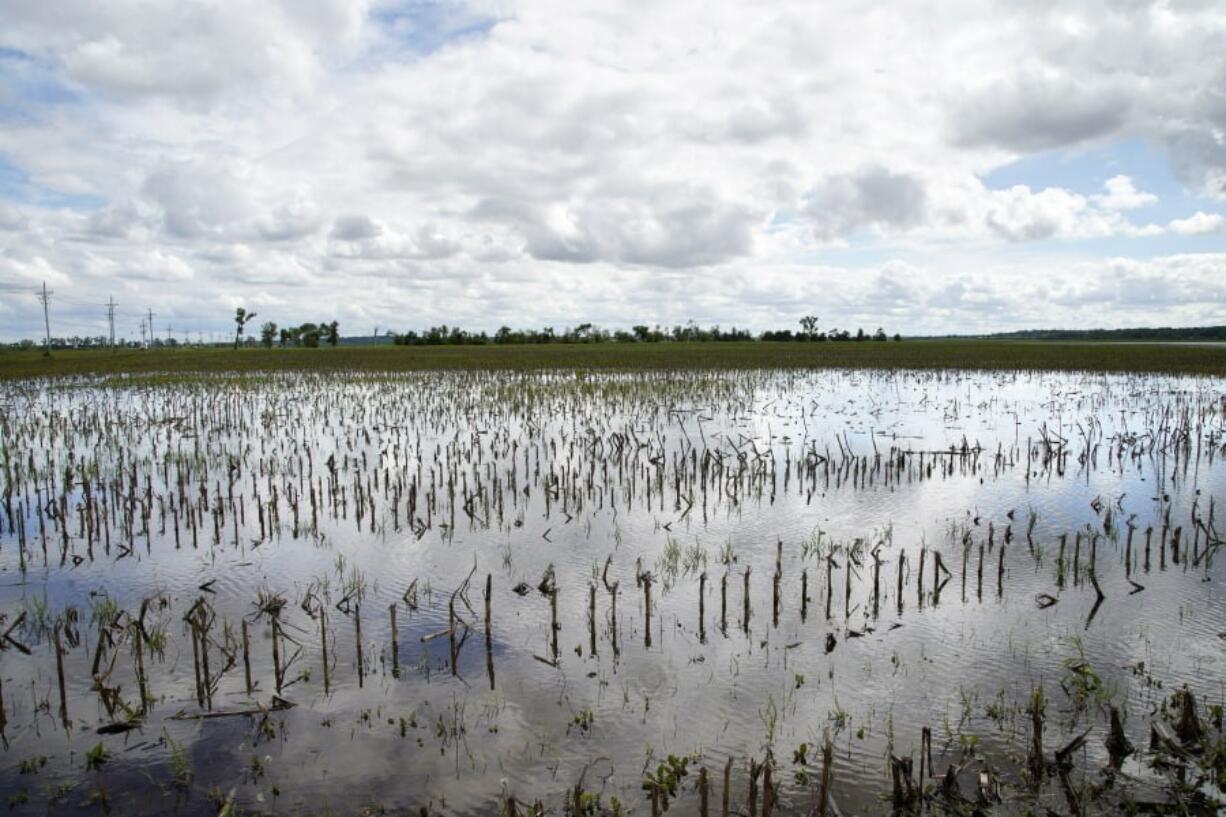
left=392, top=318, right=900, bottom=345
left=974, top=325, right=1226, bottom=342
left=235, top=308, right=340, bottom=348
left=257, top=320, right=340, bottom=348
left=2, top=313, right=904, bottom=351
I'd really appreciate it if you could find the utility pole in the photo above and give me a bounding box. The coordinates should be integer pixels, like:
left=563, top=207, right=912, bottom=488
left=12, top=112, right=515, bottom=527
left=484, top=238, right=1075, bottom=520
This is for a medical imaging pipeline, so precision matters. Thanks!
left=166, top=324, right=173, bottom=346
left=146, top=308, right=156, bottom=349
left=37, top=281, right=53, bottom=356
left=106, top=297, right=117, bottom=353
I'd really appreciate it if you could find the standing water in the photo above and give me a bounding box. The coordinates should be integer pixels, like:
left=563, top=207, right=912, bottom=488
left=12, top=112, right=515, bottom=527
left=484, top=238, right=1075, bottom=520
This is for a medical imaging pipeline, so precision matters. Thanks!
left=0, top=369, right=1222, bottom=815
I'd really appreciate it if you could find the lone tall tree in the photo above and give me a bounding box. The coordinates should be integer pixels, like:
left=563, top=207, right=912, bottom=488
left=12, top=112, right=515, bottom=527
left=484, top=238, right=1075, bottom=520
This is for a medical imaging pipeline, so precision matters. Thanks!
left=234, top=307, right=257, bottom=350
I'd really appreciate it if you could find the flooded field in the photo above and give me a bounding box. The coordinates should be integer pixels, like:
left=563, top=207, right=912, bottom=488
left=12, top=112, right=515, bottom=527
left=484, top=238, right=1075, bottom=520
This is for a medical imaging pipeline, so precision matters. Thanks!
left=0, top=369, right=1222, bottom=816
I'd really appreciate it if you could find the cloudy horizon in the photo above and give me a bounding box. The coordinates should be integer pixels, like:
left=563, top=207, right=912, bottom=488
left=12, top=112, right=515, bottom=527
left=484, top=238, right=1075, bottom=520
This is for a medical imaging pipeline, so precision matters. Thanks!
left=1, top=0, right=1224, bottom=343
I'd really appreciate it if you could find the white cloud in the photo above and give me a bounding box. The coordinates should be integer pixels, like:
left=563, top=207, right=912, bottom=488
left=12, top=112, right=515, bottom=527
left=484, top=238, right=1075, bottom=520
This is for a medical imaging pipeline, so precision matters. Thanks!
left=331, top=215, right=383, bottom=242
left=952, top=75, right=1131, bottom=153
left=1092, top=175, right=1158, bottom=210
left=1168, top=211, right=1226, bottom=235
left=804, top=167, right=928, bottom=242
left=976, top=182, right=1164, bottom=242
left=0, top=0, right=1224, bottom=339
left=0, top=206, right=26, bottom=232
left=984, top=185, right=1093, bottom=242
left=4, top=0, right=369, bottom=103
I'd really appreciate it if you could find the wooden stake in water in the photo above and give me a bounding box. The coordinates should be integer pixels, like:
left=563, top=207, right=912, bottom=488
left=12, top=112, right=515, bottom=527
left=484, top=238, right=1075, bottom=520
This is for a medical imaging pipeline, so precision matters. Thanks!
left=772, top=540, right=782, bottom=628
left=448, top=596, right=459, bottom=675
left=53, top=623, right=69, bottom=728
left=642, top=575, right=652, bottom=649
left=897, top=551, right=905, bottom=614
left=998, top=540, right=1005, bottom=598
left=872, top=546, right=881, bottom=618
left=133, top=616, right=149, bottom=714
left=271, top=615, right=284, bottom=694
left=1057, top=533, right=1067, bottom=588
left=389, top=603, right=399, bottom=676
left=698, top=571, right=706, bottom=642
left=977, top=543, right=984, bottom=601
left=242, top=619, right=253, bottom=695
left=485, top=573, right=496, bottom=690
left=742, top=566, right=751, bottom=634
left=800, top=568, right=809, bottom=622
left=354, top=602, right=364, bottom=688
left=550, top=587, right=561, bottom=659
left=588, top=582, right=597, bottom=657
left=825, top=552, right=833, bottom=619
left=720, top=571, right=728, bottom=633
left=190, top=616, right=205, bottom=706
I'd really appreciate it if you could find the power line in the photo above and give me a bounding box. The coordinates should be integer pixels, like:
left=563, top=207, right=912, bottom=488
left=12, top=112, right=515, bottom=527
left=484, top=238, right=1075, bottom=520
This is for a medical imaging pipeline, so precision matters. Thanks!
left=106, top=297, right=117, bottom=353
left=36, top=281, right=53, bottom=357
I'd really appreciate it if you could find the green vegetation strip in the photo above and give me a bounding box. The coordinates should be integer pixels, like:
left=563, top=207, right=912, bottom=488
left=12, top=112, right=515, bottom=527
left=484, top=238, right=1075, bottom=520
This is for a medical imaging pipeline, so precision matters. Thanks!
left=1, top=340, right=1224, bottom=380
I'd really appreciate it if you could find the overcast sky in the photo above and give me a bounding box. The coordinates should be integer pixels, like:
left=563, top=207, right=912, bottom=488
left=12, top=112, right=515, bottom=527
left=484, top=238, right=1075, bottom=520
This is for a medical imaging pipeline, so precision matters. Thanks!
left=1, top=0, right=1224, bottom=341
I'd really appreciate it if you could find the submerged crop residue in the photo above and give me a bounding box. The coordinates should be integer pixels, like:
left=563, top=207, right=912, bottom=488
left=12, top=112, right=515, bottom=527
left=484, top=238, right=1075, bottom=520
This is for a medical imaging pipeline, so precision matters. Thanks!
left=0, top=369, right=1223, bottom=815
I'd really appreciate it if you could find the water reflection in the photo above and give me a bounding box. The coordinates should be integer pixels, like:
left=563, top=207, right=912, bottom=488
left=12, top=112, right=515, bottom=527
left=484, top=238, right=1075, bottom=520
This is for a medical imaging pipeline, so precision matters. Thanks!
left=0, top=368, right=1222, bottom=815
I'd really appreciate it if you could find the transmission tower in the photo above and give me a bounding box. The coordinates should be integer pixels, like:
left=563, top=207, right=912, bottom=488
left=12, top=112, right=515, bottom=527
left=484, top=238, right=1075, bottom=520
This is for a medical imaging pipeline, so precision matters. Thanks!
left=106, top=297, right=117, bottom=353
left=37, top=281, right=53, bottom=356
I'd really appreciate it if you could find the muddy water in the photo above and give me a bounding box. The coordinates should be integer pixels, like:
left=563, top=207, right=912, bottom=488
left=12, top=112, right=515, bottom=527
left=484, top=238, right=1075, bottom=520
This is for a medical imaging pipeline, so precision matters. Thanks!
left=0, top=369, right=1222, bottom=815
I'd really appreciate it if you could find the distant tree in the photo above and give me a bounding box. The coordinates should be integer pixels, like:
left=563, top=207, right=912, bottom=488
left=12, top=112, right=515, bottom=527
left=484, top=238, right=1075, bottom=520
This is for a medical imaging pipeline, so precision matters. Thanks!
left=298, top=323, right=321, bottom=348
left=260, top=322, right=278, bottom=348
left=326, top=320, right=339, bottom=347
left=234, top=307, right=257, bottom=350
left=893, top=333, right=902, bottom=342
left=392, top=330, right=420, bottom=345
left=383, top=321, right=892, bottom=347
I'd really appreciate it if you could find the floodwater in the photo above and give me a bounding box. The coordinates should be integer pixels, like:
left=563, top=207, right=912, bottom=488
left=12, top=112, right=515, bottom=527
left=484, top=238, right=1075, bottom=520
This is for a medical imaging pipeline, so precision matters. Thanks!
left=0, top=369, right=1222, bottom=815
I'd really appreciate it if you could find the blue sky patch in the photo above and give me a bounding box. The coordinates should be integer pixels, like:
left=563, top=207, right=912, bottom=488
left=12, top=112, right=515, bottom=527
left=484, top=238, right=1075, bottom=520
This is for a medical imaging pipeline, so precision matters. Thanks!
left=0, top=47, right=80, bottom=107
left=982, top=138, right=1221, bottom=225
left=371, top=0, right=500, bottom=57
left=0, top=155, right=105, bottom=210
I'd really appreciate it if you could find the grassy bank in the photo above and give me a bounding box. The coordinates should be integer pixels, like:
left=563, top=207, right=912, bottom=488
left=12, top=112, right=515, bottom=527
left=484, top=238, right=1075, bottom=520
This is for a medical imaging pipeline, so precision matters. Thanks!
left=2, top=340, right=1225, bottom=380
